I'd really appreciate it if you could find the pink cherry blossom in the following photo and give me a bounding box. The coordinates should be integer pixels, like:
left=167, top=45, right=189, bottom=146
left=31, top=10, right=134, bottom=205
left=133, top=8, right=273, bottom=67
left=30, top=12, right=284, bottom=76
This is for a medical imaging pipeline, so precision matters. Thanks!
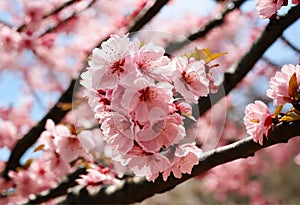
left=172, top=57, right=209, bottom=103
left=85, top=34, right=134, bottom=89
left=131, top=40, right=171, bottom=82
left=0, top=121, right=18, bottom=150
left=256, top=0, right=282, bottom=19
left=120, top=77, right=174, bottom=124
left=136, top=107, right=185, bottom=152
left=162, top=143, right=202, bottom=181
left=124, top=145, right=170, bottom=181
left=243, top=100, right=272, bottom=145
left=101, top=112, right=134, bottom=154
left=0, top=26, right=21, bottom=52
left=174, top=101, right=194, bottom=119
left=8, top=158, right=55, bottom=198
left=40, top=119, right=89, bottom=165
left=76, top=164, right=121, bottom=190
left=267, top=64, right=300, bottom=105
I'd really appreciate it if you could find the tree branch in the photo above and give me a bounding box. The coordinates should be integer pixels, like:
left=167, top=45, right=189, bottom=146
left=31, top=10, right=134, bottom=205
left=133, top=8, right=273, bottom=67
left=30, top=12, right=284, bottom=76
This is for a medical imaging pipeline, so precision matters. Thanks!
left=61, top=120, right=300, bottom=204
left=128, top=0, right=169, bottom=34
left=198, top=4, right=300, bottom=116
left=40, top=0, right=97, bottom=37
left=280, top=35, right=300, bottom=53
left=2, top=80, right=77, bottom=180
left=24, top=167, right=87, bottom=204
left=2, top=0, right=170, bottom=180
left=17, top=0, right=79, bottom=32
left=165, top=0, right=246, bottom=54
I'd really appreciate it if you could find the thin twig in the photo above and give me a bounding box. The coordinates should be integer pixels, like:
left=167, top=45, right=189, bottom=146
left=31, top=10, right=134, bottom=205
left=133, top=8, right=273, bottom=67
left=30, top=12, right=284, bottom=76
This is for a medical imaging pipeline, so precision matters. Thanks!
left=281, top=35, right=300, bottom=53
left=39, top=0, right=97, bottom=37
left=165, top=0, right=246, bottom=54
left=261, top=56, right=281, bottom=68
left=17, top=0, right=79, bottom=32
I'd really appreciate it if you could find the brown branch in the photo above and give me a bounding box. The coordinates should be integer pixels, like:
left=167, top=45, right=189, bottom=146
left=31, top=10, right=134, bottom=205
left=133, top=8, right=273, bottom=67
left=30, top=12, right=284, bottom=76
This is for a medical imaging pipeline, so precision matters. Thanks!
left=17, top=0, right=79, bottom=32
left=1, top=79, right=77, bottom=180
left=94, top=0, right=170, bottom=48
left=24, top=167, right=87, bottom=204
left=281, top=35, right=300, bottom=53
left=165, top=0, right=246, bottom=54
left=61, top=120, right=300, bottom=204
left=261, top=56, right=281, bottom=68
left=128, top=0, right=169, bottom=34
left=197, top=4, right=300, bottom=116
left=43, top=0, right=79, bottom=19
left=2, top=0, right=170, bottom=180
left=40, top=0, right=97, bottom=37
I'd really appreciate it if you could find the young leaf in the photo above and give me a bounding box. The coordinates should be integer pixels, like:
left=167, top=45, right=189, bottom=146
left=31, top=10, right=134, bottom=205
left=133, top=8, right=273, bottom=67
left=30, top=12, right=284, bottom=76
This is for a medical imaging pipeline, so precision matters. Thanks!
left=288, top=73, right=298, bottom=98
left=34, top=144, right=44, bottom=152
left=181, top=112, right=196, bottom=121
left=184, top=48, right=227, bottom=63
left=274, top=104, right=283, bottom=117
left=195, top=48, right=227, bottom=63
left=280, top=112, right=300, bottom=122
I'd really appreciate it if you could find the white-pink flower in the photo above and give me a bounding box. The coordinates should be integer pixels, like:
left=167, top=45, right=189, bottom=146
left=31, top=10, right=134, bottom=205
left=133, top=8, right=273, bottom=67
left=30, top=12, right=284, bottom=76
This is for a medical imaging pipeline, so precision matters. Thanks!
left=136, top=108, right=185, bottom=152
left=256, top=0, right=283, bottom=19
left=40, top=119, right=89, bottom=163
left=132, top=40, right=171, bottom=82
left=76, top=165, right=120, bottom=188
left=172, top=57, right=209, bottom=103
left=101, top=112, right=134, bottom=154
left=162, top=143, right=202, bottom=181
left=124, top=145, right=170, bottom=181
left=82, top=34, right=134, bottom=90
left=120, top=76, right=174, bottom=124
left=0, top=121, right=18, bottom=150
left=243, top=101, right=272, bottom=145
left=267, top=64, right=300, bottom=105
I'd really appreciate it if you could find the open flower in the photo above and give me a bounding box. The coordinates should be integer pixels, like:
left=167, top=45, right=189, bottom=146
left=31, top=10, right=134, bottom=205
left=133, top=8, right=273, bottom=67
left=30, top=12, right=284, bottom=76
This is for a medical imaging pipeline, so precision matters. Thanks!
left=243, top=101, right=272, bottom=145
left=132, top=40, right=171, bottom=82
left=82, top=34, right=134, bottom=90
left=256, top=0, right=285, bottom=19
left=136, top=107, right=185, bottom=152
left=172, top=57, right=209, bottom=103
left=162, top=143, right=202, bottom=181
left=267, top=64, right=300, bottom=105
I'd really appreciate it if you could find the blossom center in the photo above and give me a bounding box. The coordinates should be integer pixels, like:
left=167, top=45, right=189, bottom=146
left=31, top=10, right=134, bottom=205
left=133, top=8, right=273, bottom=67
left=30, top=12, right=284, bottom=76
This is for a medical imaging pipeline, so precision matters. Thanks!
left=182, top=70, right=196, bottom=85
left=138, top=87, right=157, bottom=102
left=111, top=58, right=125, bottom=74
left=264, top=115, right=273, bottom=127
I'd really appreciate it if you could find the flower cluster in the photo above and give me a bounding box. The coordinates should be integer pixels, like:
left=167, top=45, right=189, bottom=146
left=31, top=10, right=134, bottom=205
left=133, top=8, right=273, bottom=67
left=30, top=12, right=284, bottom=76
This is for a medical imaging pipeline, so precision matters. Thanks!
left=80, top=34, right=219, bottom=181
left=244, top=64, right=300, bottom=145
left=256, top=0, right=299, bottom=19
